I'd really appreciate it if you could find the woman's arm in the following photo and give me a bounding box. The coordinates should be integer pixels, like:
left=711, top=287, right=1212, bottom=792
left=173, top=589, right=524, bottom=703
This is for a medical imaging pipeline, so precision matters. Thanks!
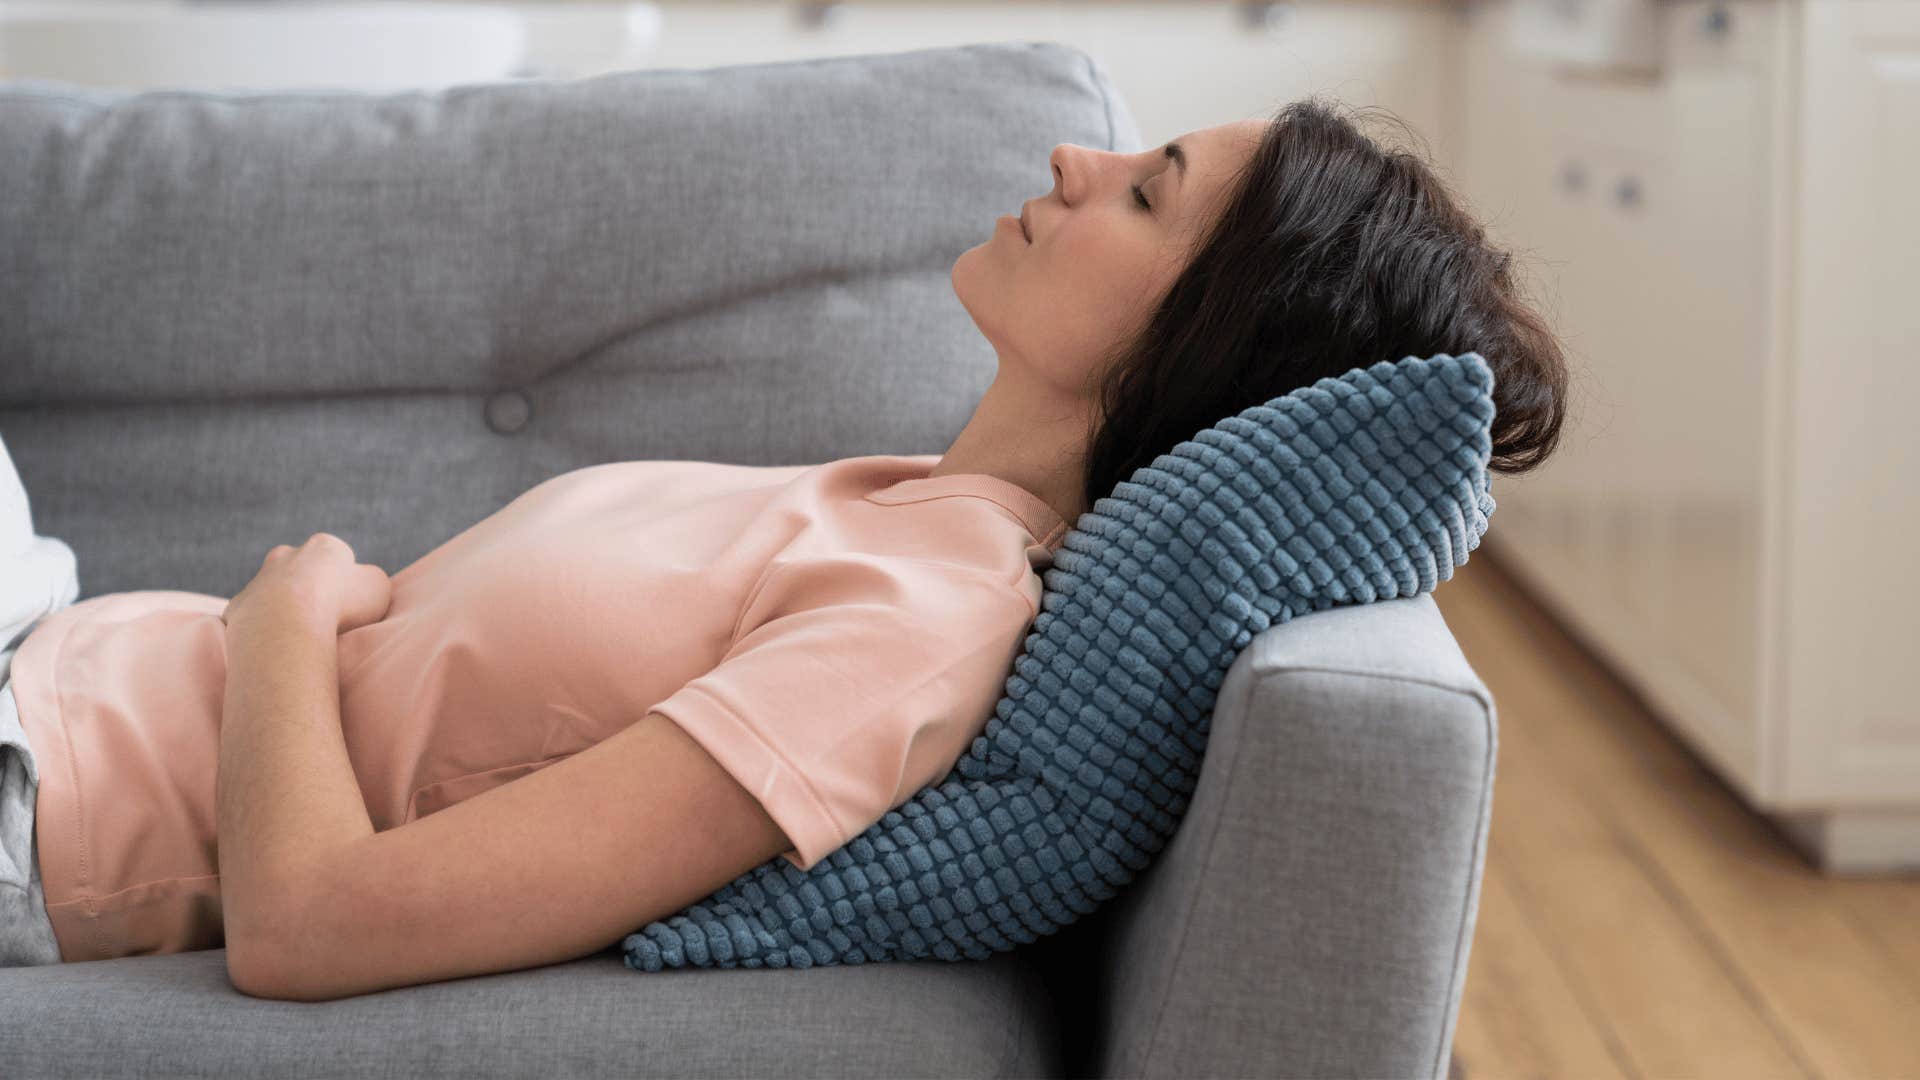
left=216, top=537, right=383, bottom=989
left=236, top=710, right=796, bottom=1002
left=211, top=532, right=793, bottom=1002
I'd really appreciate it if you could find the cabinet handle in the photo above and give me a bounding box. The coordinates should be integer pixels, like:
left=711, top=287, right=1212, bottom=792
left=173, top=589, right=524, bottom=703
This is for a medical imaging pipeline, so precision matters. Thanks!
left=793, top=2, right=844, bottom=30
left=1614, top=174, right=1643, bottom=208
left=1702, top=4, right=1733, bottom=39
left=1237, top=1, right=1294, bottom=35
left=1559, top=160, right=1588, bottom=193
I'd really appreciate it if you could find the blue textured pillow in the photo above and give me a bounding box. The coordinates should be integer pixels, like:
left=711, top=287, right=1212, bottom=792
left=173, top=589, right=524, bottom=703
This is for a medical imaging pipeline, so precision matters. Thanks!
left=621, top=351, right=1497, bottom=971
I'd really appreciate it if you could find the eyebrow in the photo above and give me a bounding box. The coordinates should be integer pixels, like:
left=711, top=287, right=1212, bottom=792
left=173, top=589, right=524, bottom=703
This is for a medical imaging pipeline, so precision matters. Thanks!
left=1164, top=141, right=1188, bottom=185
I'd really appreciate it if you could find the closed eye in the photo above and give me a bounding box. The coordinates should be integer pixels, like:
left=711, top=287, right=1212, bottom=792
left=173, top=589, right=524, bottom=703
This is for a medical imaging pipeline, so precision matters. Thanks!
left=1132, top=183, right=1152, bottom=212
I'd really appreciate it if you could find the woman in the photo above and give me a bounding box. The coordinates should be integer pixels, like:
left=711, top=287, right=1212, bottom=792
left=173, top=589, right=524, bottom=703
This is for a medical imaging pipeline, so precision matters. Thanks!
left=0, top=97, right=1566, bottom=995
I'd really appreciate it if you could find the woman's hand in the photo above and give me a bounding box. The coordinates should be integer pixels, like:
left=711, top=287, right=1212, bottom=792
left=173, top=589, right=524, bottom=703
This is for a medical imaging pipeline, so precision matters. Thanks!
left=222, top=532, right=393, bottom=638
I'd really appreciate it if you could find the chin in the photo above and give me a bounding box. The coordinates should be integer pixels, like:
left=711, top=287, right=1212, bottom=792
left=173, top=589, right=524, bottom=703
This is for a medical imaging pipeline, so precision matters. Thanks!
left=949, top=256, right=981, bottom=313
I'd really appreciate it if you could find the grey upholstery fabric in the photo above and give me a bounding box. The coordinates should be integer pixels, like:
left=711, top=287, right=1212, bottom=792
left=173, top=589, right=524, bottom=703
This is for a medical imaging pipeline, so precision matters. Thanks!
left=1073, top=592, right=1494, bottom=1080
left=0, top=43, right=1143, bottom=601
left=0, top=947, right=1063, bottom=1078
left=0, top=41, right=1492, bottom=1079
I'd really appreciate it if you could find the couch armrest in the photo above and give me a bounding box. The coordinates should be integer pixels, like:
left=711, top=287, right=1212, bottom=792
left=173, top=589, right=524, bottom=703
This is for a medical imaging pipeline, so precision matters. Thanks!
left=1036, top=591, right=1496, bottom=1080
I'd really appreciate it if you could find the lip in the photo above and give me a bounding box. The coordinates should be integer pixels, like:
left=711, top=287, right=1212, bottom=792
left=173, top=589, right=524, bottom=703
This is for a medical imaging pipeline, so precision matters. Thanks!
left=999, top=213, right=1028, bottom=243
left=1018, top=203, right=1032, bottom=242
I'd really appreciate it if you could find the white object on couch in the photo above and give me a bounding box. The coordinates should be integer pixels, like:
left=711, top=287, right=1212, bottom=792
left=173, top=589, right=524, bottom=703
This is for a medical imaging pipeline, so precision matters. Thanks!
left=0, top=433, right=77, bottom=685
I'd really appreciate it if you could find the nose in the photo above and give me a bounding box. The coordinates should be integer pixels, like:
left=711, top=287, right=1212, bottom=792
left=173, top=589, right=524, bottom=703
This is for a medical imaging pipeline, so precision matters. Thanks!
left=1048, top=143, right=1127, bottom=208
left=1047, top=144, right=1079, bottom=204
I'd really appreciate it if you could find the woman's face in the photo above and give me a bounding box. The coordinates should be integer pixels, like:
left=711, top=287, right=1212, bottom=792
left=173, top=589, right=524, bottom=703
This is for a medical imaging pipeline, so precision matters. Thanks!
left=953, top=117, right=1267, bottom=396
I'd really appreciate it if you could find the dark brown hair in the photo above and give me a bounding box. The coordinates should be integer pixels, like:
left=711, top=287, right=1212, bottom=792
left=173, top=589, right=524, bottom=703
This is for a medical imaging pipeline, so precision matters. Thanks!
left=1081, top=96, right=1569, bottom=513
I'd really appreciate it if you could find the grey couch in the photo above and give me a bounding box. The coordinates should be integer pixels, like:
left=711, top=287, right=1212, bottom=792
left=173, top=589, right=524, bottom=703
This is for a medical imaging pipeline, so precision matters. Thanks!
left=0, top=42, right=1496, bottom=1080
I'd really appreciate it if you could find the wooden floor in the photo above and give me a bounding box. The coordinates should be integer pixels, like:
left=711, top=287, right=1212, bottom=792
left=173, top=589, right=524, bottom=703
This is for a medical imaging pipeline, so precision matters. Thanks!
left=1431, top=550, right=1920, bottom=1080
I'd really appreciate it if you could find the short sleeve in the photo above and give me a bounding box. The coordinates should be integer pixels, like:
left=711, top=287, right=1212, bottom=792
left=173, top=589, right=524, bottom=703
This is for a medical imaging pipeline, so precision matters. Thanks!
left=648, top=551, right=1037, bottom=872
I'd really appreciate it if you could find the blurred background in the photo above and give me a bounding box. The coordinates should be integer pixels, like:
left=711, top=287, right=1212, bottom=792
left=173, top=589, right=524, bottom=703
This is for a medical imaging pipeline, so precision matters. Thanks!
left=3, top=1, right=1915, bottom=1076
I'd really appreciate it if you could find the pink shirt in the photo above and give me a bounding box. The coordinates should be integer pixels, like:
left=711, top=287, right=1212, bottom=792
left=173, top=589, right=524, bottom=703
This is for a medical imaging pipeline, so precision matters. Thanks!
left=8, top=453, right=1067, bottom=961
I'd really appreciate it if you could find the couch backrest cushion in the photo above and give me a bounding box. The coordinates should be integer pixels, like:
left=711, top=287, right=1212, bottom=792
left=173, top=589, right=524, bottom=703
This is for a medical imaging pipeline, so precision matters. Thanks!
left=0, top=42, right=1140, bottom=599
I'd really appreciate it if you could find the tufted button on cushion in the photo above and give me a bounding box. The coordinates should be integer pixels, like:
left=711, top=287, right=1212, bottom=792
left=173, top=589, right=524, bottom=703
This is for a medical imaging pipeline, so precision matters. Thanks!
left=484, top=388, right=532, bottom=435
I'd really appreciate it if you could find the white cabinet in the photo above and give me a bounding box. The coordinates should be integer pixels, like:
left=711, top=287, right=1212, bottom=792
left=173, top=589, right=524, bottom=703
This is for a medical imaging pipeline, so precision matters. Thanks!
left=1454, top=0, right=1920, bottom=871
left=1779, top=0, right=1920, bottom=850
left=624, top=2, right=1461, bottom=159
left=0, top=1, right=535, bottom=89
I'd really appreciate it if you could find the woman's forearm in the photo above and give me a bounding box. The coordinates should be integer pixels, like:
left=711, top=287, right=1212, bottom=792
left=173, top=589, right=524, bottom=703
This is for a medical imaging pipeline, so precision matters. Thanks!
left=216, top=597, right=375, bottom=956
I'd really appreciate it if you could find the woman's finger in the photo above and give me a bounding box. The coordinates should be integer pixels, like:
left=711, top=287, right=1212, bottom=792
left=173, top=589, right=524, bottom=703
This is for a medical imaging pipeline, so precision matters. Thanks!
left=336, top=562, right=394, bottom=631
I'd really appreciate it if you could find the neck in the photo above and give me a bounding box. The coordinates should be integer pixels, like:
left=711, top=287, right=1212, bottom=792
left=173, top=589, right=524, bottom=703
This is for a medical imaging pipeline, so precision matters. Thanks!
left=929, top=368, right=1091, bottom=529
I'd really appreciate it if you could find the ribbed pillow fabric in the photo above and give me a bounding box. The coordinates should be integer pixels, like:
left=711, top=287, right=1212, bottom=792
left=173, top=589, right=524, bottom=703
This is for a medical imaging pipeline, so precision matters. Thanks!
left=621, top=351, right=1497, bottom=971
